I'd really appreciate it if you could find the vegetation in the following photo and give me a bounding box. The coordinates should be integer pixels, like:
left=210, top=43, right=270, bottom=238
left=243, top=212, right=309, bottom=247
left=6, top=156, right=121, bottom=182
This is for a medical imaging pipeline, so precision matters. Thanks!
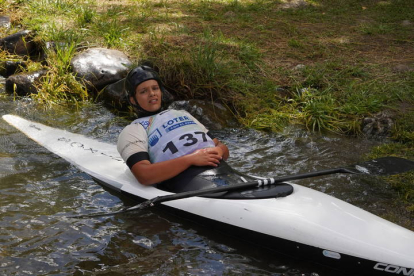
left=1, top=0, right=413, bottom=208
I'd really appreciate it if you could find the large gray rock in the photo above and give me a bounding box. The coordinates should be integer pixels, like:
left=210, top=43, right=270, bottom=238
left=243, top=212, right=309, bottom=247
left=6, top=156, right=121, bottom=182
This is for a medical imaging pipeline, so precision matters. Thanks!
left=71, top=48, right=132, bottom=92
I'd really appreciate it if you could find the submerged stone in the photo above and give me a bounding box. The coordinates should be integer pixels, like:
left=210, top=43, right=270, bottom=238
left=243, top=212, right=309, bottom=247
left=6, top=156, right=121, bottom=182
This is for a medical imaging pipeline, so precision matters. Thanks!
left=99, top=78, right=129, bottom=110
left=0, top=60, right=27, bottom=77
left=5, top=70, right=47, bottom=96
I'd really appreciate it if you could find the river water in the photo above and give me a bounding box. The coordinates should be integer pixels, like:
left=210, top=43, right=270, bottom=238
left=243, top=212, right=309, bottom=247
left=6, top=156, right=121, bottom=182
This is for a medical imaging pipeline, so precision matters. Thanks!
left=0, top=76, right=412, bottom=276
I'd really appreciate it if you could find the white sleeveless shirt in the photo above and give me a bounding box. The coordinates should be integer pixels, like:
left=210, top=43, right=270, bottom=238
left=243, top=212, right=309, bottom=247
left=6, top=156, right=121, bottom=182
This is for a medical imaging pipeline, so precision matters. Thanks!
left=130, top=110, right=215, bottom=163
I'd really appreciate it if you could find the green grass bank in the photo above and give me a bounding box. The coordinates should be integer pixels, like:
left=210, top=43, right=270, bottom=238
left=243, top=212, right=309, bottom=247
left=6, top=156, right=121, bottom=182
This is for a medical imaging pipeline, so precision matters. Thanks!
left=1, top=0, right=414, bottom=210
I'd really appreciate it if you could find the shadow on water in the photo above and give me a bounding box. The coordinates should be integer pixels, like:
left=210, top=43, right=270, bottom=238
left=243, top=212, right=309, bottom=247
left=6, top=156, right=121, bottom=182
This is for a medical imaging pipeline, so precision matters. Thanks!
left=0, top=77, right=412, bottom=275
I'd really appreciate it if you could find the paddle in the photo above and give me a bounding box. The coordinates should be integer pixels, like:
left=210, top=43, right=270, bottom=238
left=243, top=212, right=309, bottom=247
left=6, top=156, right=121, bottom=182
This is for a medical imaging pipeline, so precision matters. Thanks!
left=71, top=156, right=414, bottom=218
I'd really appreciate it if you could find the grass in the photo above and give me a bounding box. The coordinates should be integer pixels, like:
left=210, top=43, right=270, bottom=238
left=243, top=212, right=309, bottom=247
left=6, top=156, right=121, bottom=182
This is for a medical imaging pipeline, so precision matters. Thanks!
left=1, top=0, right=414, bottom=210
left=31, top=41, right=88, bottom=107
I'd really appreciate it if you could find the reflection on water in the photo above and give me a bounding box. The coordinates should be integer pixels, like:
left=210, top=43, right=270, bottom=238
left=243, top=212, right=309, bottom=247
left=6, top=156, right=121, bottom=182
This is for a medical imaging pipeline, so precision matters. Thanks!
left=0, top=81, right=411, bottom=275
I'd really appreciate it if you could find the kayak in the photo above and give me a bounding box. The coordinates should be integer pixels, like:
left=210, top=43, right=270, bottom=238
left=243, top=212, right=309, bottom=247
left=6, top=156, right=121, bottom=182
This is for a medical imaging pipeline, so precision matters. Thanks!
left=3, top=114, right=414, bottom=276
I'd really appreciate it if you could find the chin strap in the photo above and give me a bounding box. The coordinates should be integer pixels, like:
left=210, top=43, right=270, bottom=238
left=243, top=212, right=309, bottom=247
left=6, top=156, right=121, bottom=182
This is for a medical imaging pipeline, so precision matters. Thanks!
left=129, top=96, right=162, bottom=118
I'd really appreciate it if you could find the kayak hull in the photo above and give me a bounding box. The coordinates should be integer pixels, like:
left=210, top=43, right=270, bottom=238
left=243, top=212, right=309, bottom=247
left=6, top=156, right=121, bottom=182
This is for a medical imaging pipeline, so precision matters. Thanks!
left=3, top=114, right=414, bottom=276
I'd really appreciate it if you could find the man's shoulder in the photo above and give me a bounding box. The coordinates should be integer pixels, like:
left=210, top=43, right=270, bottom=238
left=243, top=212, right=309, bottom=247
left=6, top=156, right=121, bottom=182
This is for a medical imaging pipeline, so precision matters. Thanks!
left=119, top=121, right=145, bottom=137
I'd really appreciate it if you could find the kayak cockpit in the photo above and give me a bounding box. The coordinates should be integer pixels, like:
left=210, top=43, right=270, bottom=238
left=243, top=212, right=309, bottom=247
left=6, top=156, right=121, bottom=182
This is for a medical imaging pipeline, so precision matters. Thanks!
left=157, top=161, right=294, bottom=199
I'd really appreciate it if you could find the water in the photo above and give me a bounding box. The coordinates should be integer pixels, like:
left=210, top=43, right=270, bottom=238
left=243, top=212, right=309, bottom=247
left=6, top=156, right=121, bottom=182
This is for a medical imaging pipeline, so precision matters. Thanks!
left=1, top=77, right=412, bottom=275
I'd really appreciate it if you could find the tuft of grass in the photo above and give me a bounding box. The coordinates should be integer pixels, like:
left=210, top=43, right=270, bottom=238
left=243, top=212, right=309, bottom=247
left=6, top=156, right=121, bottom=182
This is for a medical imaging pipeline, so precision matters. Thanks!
left=31, top=42, right=88, bottom=107
left=191, top=42, right=225, bottom=83
left=358, top=23, right=394, bottom=35
left=33, top=69, right=88, bottom=108
left=288, top=39, right=304, bottom=48
left=76, top=6, right=96, bottom=28
left=54, top=42, right=77, bottom=74
left=96, top=19, right=129, bottom=48
left=297, top=89, right=341, bottom=132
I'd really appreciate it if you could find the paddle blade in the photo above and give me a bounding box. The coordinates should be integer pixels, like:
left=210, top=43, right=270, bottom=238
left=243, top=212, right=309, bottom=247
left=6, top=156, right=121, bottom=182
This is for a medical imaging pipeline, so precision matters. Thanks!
left=350, top=157, right=414, bottom=176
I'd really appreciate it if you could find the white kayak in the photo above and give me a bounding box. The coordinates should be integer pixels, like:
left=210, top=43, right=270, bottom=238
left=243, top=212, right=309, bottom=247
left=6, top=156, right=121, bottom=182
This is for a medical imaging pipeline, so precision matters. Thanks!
left=3, top=114, right=414, bottom=276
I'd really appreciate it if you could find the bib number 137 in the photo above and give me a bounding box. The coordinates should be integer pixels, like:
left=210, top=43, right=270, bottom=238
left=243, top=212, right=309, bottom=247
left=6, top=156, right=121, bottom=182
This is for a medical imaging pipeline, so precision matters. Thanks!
left=163, top=131, right=208, bottom=154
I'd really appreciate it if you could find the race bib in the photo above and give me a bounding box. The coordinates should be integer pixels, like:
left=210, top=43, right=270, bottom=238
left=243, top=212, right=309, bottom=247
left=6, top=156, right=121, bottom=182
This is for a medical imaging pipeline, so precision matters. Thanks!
left=134, top=110, right=215, bottom=163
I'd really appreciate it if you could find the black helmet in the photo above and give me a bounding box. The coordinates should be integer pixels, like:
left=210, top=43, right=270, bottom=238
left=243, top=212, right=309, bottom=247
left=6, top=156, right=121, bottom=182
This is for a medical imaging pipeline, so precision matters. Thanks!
left=125, top=65, right=173, bottom=117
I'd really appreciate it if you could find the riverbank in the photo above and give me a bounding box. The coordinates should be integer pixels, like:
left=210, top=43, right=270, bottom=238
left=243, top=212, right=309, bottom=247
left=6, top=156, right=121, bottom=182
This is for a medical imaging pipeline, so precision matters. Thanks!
left=1, top=0, right=413, bottom=210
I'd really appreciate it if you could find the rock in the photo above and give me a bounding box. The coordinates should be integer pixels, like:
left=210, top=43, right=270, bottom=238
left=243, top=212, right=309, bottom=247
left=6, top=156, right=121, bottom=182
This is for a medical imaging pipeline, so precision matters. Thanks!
left=280, top=0, right=309, bottom=9
left=99, top=78, right=129, bottom=110
left=169, top=100, right=238, bottom=130
left=0, top=30, right=39, bottom=56
left=275, top=86, right=293, bottom=99
left=392, top=64, right=413, bottom=73
left=0, top=60, right=27, bottom=77
left=362, top=112, right=394, bottom=137
left=224, top=11, right=236, bottom=18
left=294, top=64, right=306, bottom=70
left=5, top=70, right=47, bottom=96
left=0, top=15, right=11, bottom=29
left=70, top=48, right=132, bottom=92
